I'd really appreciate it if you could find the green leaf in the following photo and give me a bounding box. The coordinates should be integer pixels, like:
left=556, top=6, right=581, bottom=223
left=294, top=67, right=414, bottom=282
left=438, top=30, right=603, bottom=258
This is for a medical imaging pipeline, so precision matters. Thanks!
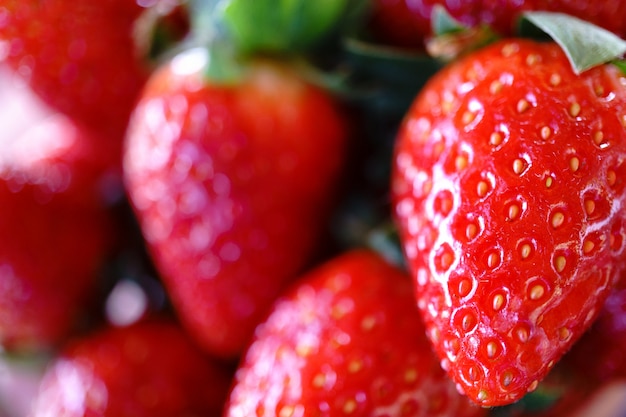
left=521, top=11, right=626, bottom=74
left=220, top=0, right=352, bottom=54
left=431, top=4, right=468, bottom=36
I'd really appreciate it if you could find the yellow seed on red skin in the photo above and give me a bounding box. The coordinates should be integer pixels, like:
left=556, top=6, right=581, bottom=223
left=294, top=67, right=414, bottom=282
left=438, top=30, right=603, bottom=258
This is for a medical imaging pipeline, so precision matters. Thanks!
left=529, top=284, right=545, bottom=300
left=492, top=294, right=505, bottom=311
left=520, top=243, right=532, bottom=259
left=404, top=368, right=418, bottom=383
left=348, top=360, right=363, bottom=373
left=455, top=154, right=468, bottom=170
left=583, top=239, right=595, bottom=254
left=487, top=252, right=500, bottom=268
left=490, top=132, right=503, bottom=146
left=569, top=102, right=581, bottom=117
left=517, top=99, right=530, bottom=113
left=361, top=316, right=377, bottom=331
left=540, top=126, right=551, bottom=140
left=477, top=390, right=489, bottom=402
left=551, top=212, right=565, bottom=228
left=545, top=176, right=554, bottom=188
left=585, top=199, right=596, bottom=216
left=486, top=341, right=498, bottom=358
left=466, top=223, right=478, bottom=240
left=343, top=399, right=357, bottom=414
left=513, top=158, right=526, bottom=175
left=477, top=180, right=489, bottom=197
left=440, top=252, right=453, bottom=270
left=526, top=54, right=540, bottom=65
left=279, top=406, right=295, bottom=417
left=550, top=73, right=561, bottom=86
left=554, top=255, right=567, bottom=273
left=502, top=43, right=518, bottom=57
left=569, top=156, right=580, bottom=172
left=608, top=170, right=617, bottom=186
left=490, top=80, right=503, bottom=94
left=516, top=326, right=529, bottom=343
left=501, top=371, right=514, bottom=387
left=462, top=111, right=476, bottom=125
left=508, top=203, right=520, bottom=221
left=594, top=131, right=605, bottom=145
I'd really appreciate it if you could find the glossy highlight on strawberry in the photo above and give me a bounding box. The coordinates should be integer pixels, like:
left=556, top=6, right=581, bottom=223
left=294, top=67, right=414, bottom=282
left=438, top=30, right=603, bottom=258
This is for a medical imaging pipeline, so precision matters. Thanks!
left=124, top=47, right=348, bottom=358
left=225, top=250, right=486, bottom=417
left=29, top=319, right=233, bottom=417
left=0, top=113, right=120, bottom=351
left=0, top=0, right=151, bottom=139
left=391, top=39, right=626, bottom=406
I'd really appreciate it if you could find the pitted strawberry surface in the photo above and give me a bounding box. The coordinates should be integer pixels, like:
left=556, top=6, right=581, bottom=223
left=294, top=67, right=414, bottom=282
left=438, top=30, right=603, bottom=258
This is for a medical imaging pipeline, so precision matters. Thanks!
left=392, top=39, right=626, bottom=406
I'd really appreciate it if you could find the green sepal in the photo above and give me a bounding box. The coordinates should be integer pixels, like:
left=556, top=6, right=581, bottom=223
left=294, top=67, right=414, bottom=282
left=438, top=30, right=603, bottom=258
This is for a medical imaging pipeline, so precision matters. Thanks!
left=520, top=11, right=626, bottom=74
left=426, top=5, right=500, bottom=62
left=203, top=41, right=245, bottom=84
left=219, top=0, right=354, bottom=55
left=431, top=4, right=469, bottom=36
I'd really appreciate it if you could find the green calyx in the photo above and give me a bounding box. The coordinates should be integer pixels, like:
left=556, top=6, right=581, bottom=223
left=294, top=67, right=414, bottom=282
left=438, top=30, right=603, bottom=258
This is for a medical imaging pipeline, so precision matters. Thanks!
left=219, top=0, right=352, bottom=54
left=520, top=11, right=626, bottom=74
left=425, top=5, right=500, bottom=62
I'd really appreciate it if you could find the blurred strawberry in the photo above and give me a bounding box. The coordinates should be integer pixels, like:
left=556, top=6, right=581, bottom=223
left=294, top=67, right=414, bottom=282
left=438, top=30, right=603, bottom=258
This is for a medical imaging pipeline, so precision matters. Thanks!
left=0, top=0, right=187, bottom=140
left=367, top=0, right=626, bottom=49
left=29, top=318, right=233, bottom=417
left=225, top=250, right=486, bottom=417
left=124, top=47, right=348, bottom=358
left=0, top=112, right=121, bottom=352
left=562, top=280, right=626, bottom=383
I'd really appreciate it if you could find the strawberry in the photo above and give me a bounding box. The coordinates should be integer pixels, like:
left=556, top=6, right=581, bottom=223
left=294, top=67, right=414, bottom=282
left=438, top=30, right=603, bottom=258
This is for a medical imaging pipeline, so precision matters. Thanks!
left=0, top=0, right=162, bottom=139
left=367, top=0, right=626, bottom=49
left=29, top=318, right=233, bottom=417
left=561, top=280, right=626, bottom=383
left=391, top=39, right=626, bottom=406
left=0, top=111, right=120, bottom=351
left=224, top=250, right=486, bottom=417
left=123, top=47, right=348, bottom=358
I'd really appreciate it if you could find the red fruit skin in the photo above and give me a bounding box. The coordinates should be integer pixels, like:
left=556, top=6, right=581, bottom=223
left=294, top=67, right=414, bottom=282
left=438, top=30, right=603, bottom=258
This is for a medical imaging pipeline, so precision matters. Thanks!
left=0, top=0, right=151, bottom=139
left=391, top=39, right=626, bottom=406
left=29, top=319, right=233, bottom=417
left=225, top=250, right=486, bottom=417
left=562, top=280, right=626, bottom=383
left=123, top=48, right=348, bottom=358
left=0, top=113, right=121, bottom=351
left=368, top=0, right=626, bottom=49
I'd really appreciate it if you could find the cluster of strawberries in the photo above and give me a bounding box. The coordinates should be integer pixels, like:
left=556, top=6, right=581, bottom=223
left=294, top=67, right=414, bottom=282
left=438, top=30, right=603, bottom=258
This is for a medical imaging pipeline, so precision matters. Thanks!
left=2, top=0, right=626, bottom=416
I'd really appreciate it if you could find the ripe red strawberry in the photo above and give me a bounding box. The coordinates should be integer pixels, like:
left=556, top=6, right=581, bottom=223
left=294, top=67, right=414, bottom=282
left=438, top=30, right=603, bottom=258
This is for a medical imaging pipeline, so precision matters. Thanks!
left=29, top=318, right=233, bottom=417
left=391, top=39, right=626, bottom=406
left=368, top=0, right=626, bottom=49
left=0, top=112, right=120, bottom=351
left=561, top=280, right=626, bottom=383
left=123, top=47, right=348, bottom=358
left=225, top=250, right=486, bottom=417
left=0, top=0, right=154, bottom=139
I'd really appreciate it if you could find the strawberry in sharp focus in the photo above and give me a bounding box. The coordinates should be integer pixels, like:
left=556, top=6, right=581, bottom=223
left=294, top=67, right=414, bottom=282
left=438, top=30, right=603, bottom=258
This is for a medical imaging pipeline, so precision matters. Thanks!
left=0, top=112, right=122, bottom=352
left=367, top=0, right=626, bottom=50
left=225, top=249, right=487, bottom=417
left=123, top=47, right=348, bottom=358
left=29, top=318, right=233, bottom=417
left=391, top=38, right=626, bottom=406
left=0, top=0, right=168, bottom=140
